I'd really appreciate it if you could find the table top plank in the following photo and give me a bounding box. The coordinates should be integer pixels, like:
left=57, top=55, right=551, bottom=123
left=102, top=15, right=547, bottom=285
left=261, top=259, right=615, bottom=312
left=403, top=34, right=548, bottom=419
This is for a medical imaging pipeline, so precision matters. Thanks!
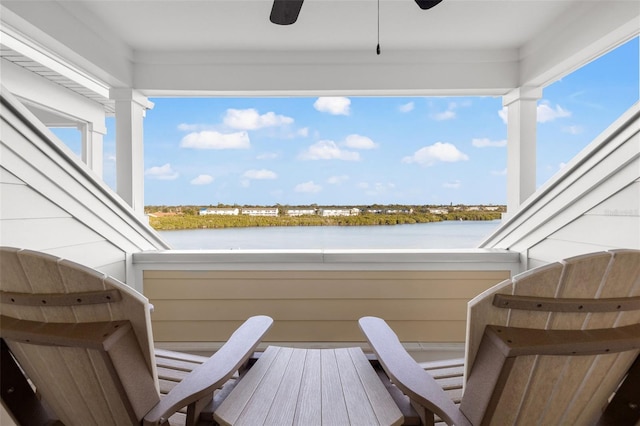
left=264, top=347, right=307, bottom=425
left=236, top=347, right=295, bottom=425
left=215, top=346, right=403, bottom=425
left=335, top=348, right=380, bottom=425
left=213, top=346, right=281, bottom=426
left=321, top=349, right=351, bottom=425
left=293, top=349, right=322, bottom=426
left=348, top=347, right=404, bottom=426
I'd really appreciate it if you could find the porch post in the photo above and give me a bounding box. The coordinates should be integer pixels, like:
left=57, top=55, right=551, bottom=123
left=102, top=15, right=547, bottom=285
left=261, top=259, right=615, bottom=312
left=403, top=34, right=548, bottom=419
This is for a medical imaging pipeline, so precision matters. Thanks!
left=503, top=86, right=542, bottom=215
left=110, top=88, right=154, bottom=216
left=80, top=122, right=105, bottom=178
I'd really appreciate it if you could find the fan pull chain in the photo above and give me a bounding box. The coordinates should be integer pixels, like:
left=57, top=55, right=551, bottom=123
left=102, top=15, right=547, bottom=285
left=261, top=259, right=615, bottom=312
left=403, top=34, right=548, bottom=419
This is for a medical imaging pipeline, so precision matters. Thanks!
left=376, top=0, right=381, bottom=55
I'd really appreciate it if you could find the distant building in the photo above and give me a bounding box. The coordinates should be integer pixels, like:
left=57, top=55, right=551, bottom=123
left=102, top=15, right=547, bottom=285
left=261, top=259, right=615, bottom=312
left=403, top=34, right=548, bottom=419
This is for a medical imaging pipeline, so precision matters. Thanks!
left=484, top=206, right=500, bottom=211
left=242, top=208, right=279, bottom=217
left=287, top=209, right=316, bottom=216
left=199, top=208, right=239, bottom=216
left=428, top=208, right=448, bottom=214
left=386, top=208, right=414, bottom=214
left=320, top=208, right=360, bottom=217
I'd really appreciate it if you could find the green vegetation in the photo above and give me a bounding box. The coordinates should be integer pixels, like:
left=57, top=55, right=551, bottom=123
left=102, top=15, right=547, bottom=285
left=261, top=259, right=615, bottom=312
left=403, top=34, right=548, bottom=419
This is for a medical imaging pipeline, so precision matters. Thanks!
left=146, top=205, right=504, bottom=231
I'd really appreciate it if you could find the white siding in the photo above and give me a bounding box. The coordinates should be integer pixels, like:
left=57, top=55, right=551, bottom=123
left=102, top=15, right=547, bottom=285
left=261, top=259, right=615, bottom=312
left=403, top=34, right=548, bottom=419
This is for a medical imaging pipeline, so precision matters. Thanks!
left=0, top=88, right=167, bottom=286
left=482, top=104, right=640, bottom=268
left=527, top=180, right=640, bottom=266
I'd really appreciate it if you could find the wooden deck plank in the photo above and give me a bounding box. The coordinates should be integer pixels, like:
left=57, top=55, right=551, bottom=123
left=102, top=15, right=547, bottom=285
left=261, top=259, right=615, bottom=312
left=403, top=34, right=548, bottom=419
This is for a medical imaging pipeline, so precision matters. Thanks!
left=293, top=349, right=322, bottom=426
left=320, top=349, right=351, bottom=425
left=349, top=347, right=403, bottom=426
left=263, top=348, right=306, bottom=425
left=334, top=348, right=379, bottom=425
left=234, top=347, right=293, bottom=425
left=213, top=346, right=280, bottom=425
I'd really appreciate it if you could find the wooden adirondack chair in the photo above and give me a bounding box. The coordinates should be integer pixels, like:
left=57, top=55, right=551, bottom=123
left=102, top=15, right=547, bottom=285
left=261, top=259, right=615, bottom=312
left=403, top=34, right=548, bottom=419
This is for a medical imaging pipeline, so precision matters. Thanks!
left=0, top=247, right=273, bottom=426
left=360, top=250, right=640, bottom=426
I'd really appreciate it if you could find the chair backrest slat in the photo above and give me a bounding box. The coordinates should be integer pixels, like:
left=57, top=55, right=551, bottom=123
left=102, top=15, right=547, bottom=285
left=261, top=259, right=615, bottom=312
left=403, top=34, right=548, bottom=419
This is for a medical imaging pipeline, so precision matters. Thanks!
left=492, top=294, right=640, bottom=312
left=1, top=289, right=122, bottom=306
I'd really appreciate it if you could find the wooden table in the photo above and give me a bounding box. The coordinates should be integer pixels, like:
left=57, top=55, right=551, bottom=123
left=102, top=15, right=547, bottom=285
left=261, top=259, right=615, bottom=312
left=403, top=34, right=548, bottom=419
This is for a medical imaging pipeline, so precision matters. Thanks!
left=214, top=346, right=403, bottom=425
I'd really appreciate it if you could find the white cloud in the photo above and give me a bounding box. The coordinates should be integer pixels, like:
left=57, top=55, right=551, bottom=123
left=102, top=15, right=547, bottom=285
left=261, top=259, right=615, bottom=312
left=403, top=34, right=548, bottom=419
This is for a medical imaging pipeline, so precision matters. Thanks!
left=343, top=134, right=378, bottom=150
left=299, top=140, right=360, bottom=161
left=178, top=123, right=201, bottom=132
left=313, top=97, right=351, bottom=115
left=432, top=110, right=456, bottom=121
left=145, top=163, right=179, bottom=180
left=537, top=101, right=571, bottom=123
left=472, top=138, right=507, bottom=148
left=399, top=102, right=415, bottom=113
left=443, top=180, right=461, bottom=189
left=327, top=175, right=349, bottom=184
left=295, top=181, right=322, bottom=193
left=257, top=152, right=279, bottom=160
left=297, top=127, right=310, bottom=137
left=431, top=102, right=458, bottom=121
left=402, top=142, right=469, bottom=166
left=361, top=182, right=396, bottom=196
left=223, top=108, right=293, bottom=130
left=243, top=169, right=278, bottom=180
left=498, top=101, right=572, bottom=124
left=190, top=174, right=214, bottom=185
left=180, top=131, right=250, bottom=149
left=491, top=168, right=507, bottom=176
left=498, top=107, right=508, bottom=124
left=562, top=125, right=583, bottom=135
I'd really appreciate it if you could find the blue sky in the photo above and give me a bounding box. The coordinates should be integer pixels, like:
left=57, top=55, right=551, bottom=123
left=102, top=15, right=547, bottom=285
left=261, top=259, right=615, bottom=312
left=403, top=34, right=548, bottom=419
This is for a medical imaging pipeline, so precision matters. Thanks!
left=55, top=37, right=638, bottom=207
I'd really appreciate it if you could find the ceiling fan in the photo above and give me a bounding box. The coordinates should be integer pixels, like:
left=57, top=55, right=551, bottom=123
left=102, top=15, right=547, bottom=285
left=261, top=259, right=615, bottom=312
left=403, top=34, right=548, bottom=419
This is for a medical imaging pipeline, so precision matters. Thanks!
left=270, top=0, right=443, bottom=25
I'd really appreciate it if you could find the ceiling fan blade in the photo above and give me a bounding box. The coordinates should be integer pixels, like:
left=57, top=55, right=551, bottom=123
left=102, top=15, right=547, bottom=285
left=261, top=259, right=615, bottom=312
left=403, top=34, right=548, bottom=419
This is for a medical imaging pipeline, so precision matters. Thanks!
left=414, top=0, right=443, bottom=10
left=270, top=0, right=304, bottom=25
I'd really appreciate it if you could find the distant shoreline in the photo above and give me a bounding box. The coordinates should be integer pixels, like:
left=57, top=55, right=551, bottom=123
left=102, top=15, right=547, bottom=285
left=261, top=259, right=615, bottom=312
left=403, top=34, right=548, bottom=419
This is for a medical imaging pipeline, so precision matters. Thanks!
left=147, top=209, right=503, bottom=231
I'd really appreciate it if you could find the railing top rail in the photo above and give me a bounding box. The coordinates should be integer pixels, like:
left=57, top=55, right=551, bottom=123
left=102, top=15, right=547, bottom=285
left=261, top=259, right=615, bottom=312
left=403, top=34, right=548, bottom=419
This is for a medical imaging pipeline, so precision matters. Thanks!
left=133, top=248, right=521, bottom=272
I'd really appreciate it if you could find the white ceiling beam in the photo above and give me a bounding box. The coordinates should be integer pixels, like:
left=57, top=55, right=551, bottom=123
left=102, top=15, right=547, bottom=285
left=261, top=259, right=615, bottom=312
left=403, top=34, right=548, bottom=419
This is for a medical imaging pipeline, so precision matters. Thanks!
left=133, top=50, right=520, bottom=96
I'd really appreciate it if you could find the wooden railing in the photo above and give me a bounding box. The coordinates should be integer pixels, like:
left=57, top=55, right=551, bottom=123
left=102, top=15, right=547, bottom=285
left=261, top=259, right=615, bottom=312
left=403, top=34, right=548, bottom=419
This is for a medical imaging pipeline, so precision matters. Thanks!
left=133, top=250, right=520, bottom=355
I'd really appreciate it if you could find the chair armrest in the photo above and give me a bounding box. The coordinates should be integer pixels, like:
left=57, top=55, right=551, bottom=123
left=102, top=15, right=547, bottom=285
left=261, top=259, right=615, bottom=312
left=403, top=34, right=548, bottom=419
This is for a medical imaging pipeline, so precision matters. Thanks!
left=143, top=315, right=273, bottom=426
left=358, top=316, right=471, bottom=426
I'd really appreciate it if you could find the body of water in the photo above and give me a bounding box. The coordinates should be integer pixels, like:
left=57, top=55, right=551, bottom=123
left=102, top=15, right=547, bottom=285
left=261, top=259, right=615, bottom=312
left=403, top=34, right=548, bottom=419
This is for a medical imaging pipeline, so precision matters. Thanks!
left=158, top=220, right=501, bottom=250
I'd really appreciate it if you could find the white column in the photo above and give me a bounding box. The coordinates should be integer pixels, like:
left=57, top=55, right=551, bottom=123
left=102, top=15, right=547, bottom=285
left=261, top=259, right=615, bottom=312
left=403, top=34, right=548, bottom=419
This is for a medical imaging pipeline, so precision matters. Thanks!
left=503, top=86, right=542, bottom=215
left=110, top=88, right=154, bottom=216
left=80, top=122, right=105, bottom=178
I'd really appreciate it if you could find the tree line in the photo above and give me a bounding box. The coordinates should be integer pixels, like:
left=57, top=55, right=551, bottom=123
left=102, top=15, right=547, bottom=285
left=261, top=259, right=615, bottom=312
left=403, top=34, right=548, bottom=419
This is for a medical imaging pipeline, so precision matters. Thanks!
left=148, top=210, right=503, bottom=231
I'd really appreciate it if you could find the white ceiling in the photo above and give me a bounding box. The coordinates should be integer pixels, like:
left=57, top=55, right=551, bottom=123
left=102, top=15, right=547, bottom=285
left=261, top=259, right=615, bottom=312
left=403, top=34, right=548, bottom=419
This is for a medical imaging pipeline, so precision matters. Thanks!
left=1, top=0, right=639, bottom=97
left=73, top=0, right=573, bottom=52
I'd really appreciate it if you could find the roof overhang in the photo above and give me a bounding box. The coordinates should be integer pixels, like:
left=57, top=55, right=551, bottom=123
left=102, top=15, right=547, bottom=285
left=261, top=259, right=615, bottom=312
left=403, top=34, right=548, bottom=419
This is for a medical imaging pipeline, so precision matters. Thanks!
left=1, top=0, right=639, bottom=99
